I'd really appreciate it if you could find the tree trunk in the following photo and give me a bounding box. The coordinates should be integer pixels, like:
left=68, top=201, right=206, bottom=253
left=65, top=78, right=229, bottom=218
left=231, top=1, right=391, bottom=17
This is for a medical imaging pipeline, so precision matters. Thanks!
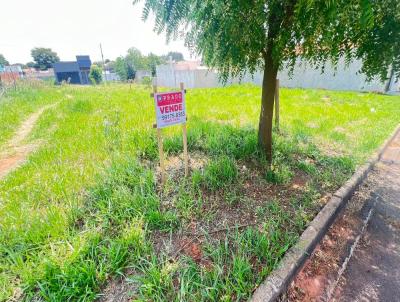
left=384, top=67, right=394, bottom=93
left=258, top=50, right=278, bottom=161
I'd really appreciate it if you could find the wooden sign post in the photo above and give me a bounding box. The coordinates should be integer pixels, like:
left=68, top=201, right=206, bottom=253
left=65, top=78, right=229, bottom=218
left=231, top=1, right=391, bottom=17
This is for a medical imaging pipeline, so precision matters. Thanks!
left=180, top=82, right=189, bottom=177
left=151, top=82, right=189, bottom=185
left=153, top=85, right=166, bottom=184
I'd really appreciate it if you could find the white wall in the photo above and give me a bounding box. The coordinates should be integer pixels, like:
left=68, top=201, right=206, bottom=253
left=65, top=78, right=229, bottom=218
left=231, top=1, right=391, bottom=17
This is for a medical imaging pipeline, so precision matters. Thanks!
left=102, top=71, right=120, bottom=81
left=156, top=64, right=176, bottom=87
left=136, top=70, right=152, bottom=82
left=277, top=59, right=384, bottom=91
left=156, top=59, right=397, bottom=92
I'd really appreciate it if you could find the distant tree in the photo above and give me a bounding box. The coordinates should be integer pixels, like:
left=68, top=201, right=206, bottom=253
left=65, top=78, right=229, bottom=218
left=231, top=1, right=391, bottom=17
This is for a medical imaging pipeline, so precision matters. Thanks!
left=114, top=48, right=167, bottom=79
left=0, top=54, right=9, bottom=66
left=126, top=47, right=146, bottom=70
left=136, top=0, right=400, bottom=160
left=93, top=61, right=105, bottom=68
left=31, top=47, right=59, bottom=70
left=126, top=62, right=136, bottom=80
left=166, top=51, right=184, bottom=62
left=114, top=57, right=128, bottom=80
left=115, top=56, right=136, bottom=81
left=146, top=52, right=166, bottom=76
left=89, top=64, right=103, bottom=84
left=105, top=60, right=116, bottom=72
left=26, top=62, right=36, bottom=68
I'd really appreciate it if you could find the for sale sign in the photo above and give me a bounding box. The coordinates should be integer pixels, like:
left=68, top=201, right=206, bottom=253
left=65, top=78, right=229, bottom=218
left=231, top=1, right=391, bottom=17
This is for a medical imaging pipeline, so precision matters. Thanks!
left=154, top=91, right=186, bottom=128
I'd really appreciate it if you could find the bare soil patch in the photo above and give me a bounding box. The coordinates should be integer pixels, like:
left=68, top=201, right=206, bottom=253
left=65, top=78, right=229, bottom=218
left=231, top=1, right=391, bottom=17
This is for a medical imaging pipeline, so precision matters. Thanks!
left=0, top=104, right=56, bottom=179
left=151, top=157, right=324, bottom=269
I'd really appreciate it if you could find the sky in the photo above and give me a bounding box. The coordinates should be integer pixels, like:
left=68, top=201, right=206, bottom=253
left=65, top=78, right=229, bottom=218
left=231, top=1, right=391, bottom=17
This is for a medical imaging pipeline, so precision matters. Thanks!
left=0, top=0, right=191, bottom=64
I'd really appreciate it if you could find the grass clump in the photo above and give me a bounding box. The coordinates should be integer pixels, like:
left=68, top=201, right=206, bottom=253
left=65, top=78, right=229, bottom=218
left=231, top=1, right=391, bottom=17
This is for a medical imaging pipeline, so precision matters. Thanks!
left=201, top=156, right=238, bottom=191
left=297, top=159, right=317, bottom=175
left=35, top=223, right=147, bottom=302
left=265, top=164, right=294, bottom=184
left=133, top=224, right=299, bottom=301
left=187, top=121, right=260, bottom=160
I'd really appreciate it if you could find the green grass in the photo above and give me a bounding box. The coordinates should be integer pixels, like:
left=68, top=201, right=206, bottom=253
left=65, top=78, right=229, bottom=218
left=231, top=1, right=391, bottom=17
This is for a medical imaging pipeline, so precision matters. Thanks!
left=201, top=156, right=238, bottom=191
left=0, top=82, right=399, bottom=301
left=0, top=81, right=60, bottom=149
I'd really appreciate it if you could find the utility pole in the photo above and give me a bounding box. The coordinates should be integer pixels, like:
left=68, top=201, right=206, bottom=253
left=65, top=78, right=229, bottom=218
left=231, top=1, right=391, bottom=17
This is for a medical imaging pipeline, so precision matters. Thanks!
left=100, top=43, right=107, bottom=82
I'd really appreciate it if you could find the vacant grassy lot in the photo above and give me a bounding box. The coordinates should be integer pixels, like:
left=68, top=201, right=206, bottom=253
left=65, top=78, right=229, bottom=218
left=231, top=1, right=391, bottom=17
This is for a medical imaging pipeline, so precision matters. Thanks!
left=0, top=82, right=60, bottom=150
left=0, top=82, right=399, bottom=301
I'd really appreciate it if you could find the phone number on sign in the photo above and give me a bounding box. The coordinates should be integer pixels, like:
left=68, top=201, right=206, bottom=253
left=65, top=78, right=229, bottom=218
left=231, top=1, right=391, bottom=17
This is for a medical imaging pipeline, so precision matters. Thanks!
left=161, top=111, right=185, bottom=121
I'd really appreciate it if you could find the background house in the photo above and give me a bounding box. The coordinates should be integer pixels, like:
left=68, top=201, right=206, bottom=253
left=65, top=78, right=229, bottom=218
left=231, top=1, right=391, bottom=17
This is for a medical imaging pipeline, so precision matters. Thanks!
left=53, top=55, right=91, bottom=84
left=102, top=70, right=120, bottom=82
left=0, top=65, right=23, bottom=85
left=24, top=68, right=55, bottom=81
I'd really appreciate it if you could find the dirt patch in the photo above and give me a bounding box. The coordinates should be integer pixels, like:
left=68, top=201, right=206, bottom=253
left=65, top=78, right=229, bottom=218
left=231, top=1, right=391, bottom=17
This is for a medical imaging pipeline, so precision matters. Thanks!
left=0, top=104, right=57, bottom=179
left=334, top=127, right=346, bottom=133
left=150, top=157, right=320, bottom=268
left=98, top=270, right=140, bottom=302
left=281, top=169, right=381, bottom=301
left=160, top=152, right=209, bottom=177
left=306, top=122, right=319, bottom=129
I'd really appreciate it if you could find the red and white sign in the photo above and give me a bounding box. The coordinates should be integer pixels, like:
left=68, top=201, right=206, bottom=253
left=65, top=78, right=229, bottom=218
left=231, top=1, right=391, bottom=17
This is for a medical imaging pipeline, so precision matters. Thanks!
left=154, top=91, right=186, bottom=128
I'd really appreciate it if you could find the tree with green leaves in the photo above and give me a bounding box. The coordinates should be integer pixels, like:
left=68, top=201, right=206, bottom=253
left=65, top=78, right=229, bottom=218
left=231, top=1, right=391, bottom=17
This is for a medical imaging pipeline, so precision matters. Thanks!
left=114, top=57, right=128, bottom=80
left=31, top=47, right=59, bottom=70
left=26, top=62, right=36, bottom=68
left=126, top=47, right=147, bottom=70
left=165, top=51, right=184, bottom=62
left=89, top=64, right=103, bottom=84
left=146, top=52, right=166, bottom=76
left=0, top=54, right=9, bottom=66
left=115, top=56, right=136, bottom=81
left=135, top=0, right=400, bottom=160
left=114, top=48, right=166, bottom=79
left=115, top=48, right=145, bottom=81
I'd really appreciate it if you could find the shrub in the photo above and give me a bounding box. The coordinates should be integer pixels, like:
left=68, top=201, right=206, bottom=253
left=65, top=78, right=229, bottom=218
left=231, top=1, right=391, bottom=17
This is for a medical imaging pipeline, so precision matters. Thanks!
left=89, top=64, right=103, bottom=84
left=142, top=76, right=152, bottom=86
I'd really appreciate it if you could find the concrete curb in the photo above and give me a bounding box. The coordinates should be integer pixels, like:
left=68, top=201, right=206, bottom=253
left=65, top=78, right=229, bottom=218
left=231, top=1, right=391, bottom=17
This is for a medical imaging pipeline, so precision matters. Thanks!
left=250, top=125, right=400, bottom=302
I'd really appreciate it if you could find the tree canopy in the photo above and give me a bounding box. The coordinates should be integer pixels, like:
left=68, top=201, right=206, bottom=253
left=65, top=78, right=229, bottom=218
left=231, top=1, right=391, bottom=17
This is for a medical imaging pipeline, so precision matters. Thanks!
left=135, top=0, right=400, bottom=160
left=165, top=51, right=184, bottom=62
left=114, top=48, right=168, bottom=80
left=31, top=47, right=60, bottom=70
left=136, top=0, right=399, bottom=81
left=0, top=54, right=9, bottom=66
left=146, top=52, right=165, bottom=76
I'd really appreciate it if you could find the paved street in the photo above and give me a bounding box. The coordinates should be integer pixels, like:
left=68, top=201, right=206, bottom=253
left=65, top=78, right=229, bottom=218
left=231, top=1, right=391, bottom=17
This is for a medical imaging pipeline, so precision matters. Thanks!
left=332, top=131, right=400, bottom=302
left=285, top=129, right=400, bottom=302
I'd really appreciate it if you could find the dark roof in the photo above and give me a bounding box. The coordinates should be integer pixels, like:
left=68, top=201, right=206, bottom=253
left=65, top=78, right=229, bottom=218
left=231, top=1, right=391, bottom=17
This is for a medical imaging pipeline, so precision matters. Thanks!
left=76, top=55, right=90, bottom=60
left=53, top=62, right=80, bottom=73
left=76, top=55, right=91, bottom=69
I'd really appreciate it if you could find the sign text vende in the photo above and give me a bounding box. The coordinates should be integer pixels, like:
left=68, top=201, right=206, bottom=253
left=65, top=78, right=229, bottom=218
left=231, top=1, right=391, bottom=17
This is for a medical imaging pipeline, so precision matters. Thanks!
left=154, top=91, right=186, bottom=128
